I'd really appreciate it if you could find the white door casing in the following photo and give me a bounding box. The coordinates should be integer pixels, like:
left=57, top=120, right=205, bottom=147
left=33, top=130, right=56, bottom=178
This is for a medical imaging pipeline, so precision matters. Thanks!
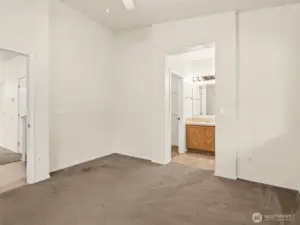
left=18, top=77, right=27, bottom=161
left=170, top=72, right=186, bottom=154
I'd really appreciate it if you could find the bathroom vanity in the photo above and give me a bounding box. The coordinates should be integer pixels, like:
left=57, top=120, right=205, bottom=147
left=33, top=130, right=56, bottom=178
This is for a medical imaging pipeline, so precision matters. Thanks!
left=186, top=117, right=215, bottom=152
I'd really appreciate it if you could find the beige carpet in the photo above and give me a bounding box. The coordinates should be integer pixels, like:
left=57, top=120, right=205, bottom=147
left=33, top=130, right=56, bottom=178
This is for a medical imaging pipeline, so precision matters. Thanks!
left=0, top=161, right=26, bottom=194
left=0, top=147, right=22, bottom=165
left=0, top=154, right=299, bottom=225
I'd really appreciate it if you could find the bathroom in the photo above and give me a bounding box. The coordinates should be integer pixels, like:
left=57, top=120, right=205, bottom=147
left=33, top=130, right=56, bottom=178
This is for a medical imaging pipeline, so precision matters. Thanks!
left=169, top=43, right=216, bottom=170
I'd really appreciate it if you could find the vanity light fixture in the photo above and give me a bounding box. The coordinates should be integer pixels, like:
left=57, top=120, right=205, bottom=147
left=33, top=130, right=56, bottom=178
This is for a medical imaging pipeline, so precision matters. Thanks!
left=190, top=76, right=216, bottom=85
left=192, top=77, right=202, bottom=82
left=203, top=75, right=216, bottom=81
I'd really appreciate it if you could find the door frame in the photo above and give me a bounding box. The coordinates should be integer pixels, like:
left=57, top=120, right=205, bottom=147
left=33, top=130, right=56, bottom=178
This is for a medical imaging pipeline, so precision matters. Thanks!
left=0, top=48, right=34, bottom=184
left=17, top=77, right=27, bottom=161
left=162, top=40, right=238, bottom=180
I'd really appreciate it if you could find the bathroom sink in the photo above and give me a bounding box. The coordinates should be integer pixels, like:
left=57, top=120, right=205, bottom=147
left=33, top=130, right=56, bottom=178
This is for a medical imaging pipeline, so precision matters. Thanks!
left=186, top=116, right=215, bottom=126
left=186, top=121, right=215, bottom=126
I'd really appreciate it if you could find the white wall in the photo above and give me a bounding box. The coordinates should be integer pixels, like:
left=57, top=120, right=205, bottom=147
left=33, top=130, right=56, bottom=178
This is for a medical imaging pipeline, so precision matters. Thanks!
left=49, top=1, right=115, bottom=171
left=183, top=82, right=196, bottom=118
left=113, top=3, right=300, bottom=190
left=0, top=63, right=4, bottom=145
left=0, top=56, right=26, bottom=153
left=0, top=63, right=3, bottom=83
left=237, top=4, right=300, bottom=190
left=0, top=0, right=117, bottom=176
left=113, top=28, right=153, bottom=160
left=47, top=2, right=300, bottom=190
left=113, top=13, right=238, bottom=180
left=169, top=58, right=215, bottom=78
left=0, top=0, right=50, bottom=183
left=168, top=47, right=215, bottom=77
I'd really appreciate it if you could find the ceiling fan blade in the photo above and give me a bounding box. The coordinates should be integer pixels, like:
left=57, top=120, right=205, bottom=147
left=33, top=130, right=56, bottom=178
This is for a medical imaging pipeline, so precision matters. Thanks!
left=122, top=0, right=135, bottom=10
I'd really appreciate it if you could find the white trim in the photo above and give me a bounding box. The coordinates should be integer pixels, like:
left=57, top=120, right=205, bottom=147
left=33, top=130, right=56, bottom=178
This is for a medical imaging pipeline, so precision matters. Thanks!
left=176, top=76, right=186, bottom=154
left=165, top=67, right=172, bottom=163
left=0, top=48, right=39, bottom=184
left=26, top=54, right=35, bottom=184
left=17, top=77, right=26, bottom=161
left=161, top=40, right=238, bottom=180
left=152, top=157, right=171, bottom=165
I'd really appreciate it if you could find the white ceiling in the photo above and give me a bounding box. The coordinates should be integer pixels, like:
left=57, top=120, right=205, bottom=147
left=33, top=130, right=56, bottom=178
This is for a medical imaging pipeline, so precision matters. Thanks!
left=61, top=0, right=300, bottom=31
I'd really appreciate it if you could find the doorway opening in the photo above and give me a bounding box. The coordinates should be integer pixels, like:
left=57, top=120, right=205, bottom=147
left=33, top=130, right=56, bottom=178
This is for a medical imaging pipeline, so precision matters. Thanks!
left=168, top=43, right=216, bottom=170
left=0, top=49, right=28, bottom=193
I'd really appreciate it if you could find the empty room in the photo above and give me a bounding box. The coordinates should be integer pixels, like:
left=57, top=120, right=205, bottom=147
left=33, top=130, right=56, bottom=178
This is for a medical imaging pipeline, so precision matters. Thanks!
left=1, top=0, right=300, bottom=224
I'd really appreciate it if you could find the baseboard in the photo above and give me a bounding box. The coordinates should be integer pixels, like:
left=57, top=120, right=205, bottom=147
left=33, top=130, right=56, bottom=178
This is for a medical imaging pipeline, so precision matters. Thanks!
left=178, top=148, right=188, bottom=154
left=27, top=173, right=50, bottom=184
left=236, top=176, right=298, bottom=192
left=114, top=151, right=150, bottom=162
left=50, top=152, right=112, bottom=173
left=35, top=174, right=50, bottom=184
left=151, top=157, right=171, bottom=165
left=214, top=171, right=237, bottom=180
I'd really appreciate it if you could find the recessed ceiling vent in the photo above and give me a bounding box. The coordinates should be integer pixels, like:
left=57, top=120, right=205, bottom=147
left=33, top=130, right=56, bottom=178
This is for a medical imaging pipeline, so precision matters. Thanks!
left=122, top=0, right=135, bottom=10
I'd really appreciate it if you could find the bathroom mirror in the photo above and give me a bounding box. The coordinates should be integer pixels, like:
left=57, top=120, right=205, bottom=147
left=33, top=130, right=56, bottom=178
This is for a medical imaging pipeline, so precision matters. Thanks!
left=199, top=83, right=215, bottom=115
left=184, top=78, right=216, bottom=117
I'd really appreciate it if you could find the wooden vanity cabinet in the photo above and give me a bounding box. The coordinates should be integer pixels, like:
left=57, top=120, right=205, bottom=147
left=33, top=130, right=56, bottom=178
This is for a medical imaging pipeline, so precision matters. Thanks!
left=186, top=125, right=215, bottom=152
left=186, top=125, right=205, bottom=150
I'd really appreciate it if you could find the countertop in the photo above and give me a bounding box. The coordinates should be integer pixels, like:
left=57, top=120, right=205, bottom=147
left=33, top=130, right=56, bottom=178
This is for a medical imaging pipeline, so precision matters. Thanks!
left=186, top=121, right=215, bottom=126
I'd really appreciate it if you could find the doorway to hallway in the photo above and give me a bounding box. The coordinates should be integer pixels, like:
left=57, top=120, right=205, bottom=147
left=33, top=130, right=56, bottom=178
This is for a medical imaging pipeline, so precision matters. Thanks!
left=0, top=49, right=28, bottom=193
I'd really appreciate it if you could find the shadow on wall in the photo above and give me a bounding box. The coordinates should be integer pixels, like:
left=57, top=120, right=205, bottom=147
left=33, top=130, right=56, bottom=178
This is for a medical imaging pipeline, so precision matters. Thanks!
left=238, top=41, right=300, bottom=192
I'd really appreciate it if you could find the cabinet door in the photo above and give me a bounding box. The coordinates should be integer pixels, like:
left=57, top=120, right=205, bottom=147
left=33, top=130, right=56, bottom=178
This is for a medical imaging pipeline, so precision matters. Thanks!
left=204, top=127, right=215, bottom=151
left=186, top=125, right=205, bottom=150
